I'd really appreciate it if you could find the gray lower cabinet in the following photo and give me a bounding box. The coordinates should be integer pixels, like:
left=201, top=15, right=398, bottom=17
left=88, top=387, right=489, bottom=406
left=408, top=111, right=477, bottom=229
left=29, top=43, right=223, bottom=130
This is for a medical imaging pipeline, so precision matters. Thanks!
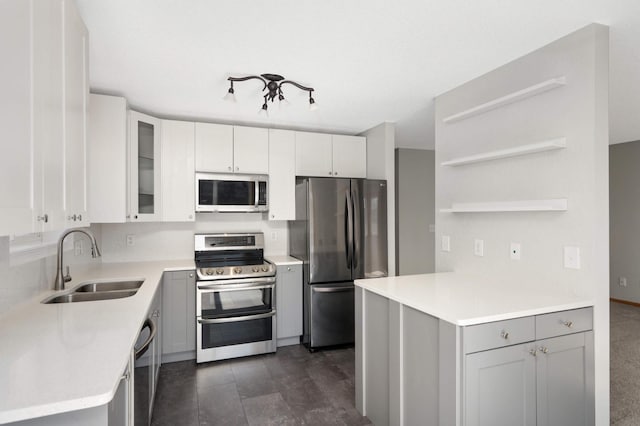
left=356, top=287, right=595, bottom=426
left=465, top=343, right=537, bottom=426
left=464, top=331, right=594, bottom=426
left=275, top=263, right=303, bottom=346
left=161, top=270, right=196, bottom=362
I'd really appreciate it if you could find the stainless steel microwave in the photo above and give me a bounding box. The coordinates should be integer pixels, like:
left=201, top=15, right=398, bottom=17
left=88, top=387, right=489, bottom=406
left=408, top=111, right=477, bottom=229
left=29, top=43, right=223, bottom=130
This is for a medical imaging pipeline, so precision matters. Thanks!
left=195, top=173, right=268, bottom=213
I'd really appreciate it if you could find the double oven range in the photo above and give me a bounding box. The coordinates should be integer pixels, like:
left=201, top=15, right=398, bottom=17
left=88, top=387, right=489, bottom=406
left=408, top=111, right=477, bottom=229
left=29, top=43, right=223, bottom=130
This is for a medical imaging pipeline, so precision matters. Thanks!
left=195, top=233, right=276, bottom=363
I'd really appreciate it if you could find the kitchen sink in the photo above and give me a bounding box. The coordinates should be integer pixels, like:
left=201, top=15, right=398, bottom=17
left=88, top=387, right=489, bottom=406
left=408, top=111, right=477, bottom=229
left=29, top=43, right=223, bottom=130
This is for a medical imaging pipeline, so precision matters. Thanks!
left=73, top=280, right=144, bottom=293
left=43, top=290, right=138, bottom=304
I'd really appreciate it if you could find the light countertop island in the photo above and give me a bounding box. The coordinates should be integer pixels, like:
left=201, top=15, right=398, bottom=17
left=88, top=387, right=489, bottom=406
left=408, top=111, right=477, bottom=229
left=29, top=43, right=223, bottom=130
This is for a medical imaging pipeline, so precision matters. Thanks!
left=0, top=260, right=194, bottom=425
left=355, top=272, right=593, bottom=326
left=354, top=272, right=595, bottom=426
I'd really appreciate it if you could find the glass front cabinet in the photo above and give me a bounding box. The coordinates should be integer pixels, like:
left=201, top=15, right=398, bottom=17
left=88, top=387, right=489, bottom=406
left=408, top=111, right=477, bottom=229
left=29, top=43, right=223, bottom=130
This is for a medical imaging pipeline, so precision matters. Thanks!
left=129, top=111, right=162, bottom=221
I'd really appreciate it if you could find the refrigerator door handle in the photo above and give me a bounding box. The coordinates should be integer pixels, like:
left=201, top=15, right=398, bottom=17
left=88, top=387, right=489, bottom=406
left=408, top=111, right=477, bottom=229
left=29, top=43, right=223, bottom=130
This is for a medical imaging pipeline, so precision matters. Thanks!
left=345, top=190, right=353, bottom=268
left=352, top=187, right=360, bottom=270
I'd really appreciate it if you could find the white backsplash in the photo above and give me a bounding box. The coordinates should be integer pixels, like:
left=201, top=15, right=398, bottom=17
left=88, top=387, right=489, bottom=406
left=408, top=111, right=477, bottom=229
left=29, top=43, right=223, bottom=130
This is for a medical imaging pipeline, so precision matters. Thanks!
left=98, top=213, right=290, bottom=263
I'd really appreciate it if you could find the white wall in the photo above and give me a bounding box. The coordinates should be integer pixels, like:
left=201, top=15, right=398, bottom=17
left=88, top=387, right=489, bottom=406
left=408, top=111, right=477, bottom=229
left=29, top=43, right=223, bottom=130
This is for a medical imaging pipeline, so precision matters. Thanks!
left=435, top=24, right=609, bottom=424
left=395, top=148, right=435, bottom=275
left=361, top=122, right=396, bottom=276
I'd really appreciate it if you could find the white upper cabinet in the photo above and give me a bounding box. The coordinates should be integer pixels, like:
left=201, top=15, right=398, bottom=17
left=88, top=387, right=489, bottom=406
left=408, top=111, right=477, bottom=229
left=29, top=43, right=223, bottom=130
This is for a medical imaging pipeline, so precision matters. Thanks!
left=233, top=126, right=269, bottom=174
left=0, top=0, right=35, bottom=235
left=195, top=123, right=269, bottom=175
left=332, top=135, right=367, bottom=178
left=63, top=1, right=89, bottom=227
left=195, top=122, right=233, bottom=173
left=0, top=0, right=89, bottom=236
left=88, top=94, right=128, bottom=223
left=129, top=111, right=162, bottom=222
left=161, top=120, right=195, bottom=222
left=268, top=129, right=296, bottom=221
left=295, top=132, right=366, bottom=178
left=295, top=132, right=333, bottom=177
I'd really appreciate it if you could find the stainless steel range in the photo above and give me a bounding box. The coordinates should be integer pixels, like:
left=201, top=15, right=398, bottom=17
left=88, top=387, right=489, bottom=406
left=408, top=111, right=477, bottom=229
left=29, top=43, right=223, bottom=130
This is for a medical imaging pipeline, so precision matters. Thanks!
left=195, top=233, right=276, bottom=363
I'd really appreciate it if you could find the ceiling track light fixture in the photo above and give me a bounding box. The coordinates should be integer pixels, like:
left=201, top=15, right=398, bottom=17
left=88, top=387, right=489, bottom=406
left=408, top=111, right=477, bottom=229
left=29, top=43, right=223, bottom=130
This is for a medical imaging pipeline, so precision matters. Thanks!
left=224, top=73, right=317, bottom=113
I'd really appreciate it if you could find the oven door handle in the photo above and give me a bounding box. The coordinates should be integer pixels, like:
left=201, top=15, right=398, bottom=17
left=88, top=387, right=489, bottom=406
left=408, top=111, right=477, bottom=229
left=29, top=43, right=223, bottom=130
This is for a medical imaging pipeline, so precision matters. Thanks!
left=197, top=281, right=275, bottom=292
left=197, top=309, right=276, bottom=324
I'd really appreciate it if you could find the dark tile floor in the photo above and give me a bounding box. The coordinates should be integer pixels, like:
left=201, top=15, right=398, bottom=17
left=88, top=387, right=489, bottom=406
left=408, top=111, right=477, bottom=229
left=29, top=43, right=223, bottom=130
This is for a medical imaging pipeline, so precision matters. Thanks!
left=151, top=345, right=371, bottom=426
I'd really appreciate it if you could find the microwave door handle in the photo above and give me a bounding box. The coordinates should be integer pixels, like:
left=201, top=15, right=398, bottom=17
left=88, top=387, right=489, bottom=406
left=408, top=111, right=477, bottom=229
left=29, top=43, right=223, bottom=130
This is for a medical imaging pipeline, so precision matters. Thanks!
left=255, top=180, right=259, bottom=208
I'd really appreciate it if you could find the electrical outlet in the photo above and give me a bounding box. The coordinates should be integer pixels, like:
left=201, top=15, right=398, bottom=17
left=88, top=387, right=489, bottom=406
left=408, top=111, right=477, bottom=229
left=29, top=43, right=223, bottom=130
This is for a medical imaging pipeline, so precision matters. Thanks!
left=271, top=232, right=277, bottom=241
left=563, top=246, right=580, bottom=269
left=428, top=224, right=436, bottom=233
left=474, top=239, right=484, bottom=257
left=126, top=234, right=135, bottom=247
left=74, top=240, right=83, bottom=256
left=619, top=277, right=628, bottom=287
left=510, top=243, right=521, bottom=260
left=441, top=235, right=451, bottom=252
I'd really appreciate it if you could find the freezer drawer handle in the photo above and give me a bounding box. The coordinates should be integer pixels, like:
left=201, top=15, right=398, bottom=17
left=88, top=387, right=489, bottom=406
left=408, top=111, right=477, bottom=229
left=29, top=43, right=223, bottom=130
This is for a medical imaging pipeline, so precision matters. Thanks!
left=134, top=318, right=157, bottom=360
left=312, top=286, right=354, bottom=293
left=197, top=310, right=276, bottom=324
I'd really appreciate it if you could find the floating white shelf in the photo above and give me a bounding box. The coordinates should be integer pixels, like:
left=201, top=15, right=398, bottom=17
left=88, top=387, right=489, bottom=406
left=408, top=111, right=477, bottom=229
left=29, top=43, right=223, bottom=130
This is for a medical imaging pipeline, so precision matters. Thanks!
left=440, top=199, right=568, bottom=213
left=442, top=76, right=567, bottom=124
left=441, top=137, right=566, bottom=167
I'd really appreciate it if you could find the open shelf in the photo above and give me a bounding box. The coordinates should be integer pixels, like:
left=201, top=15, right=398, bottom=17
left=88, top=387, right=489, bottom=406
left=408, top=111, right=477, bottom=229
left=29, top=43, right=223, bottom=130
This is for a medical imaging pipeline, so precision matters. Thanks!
left=440, top=198, right=567, bottom=213
left=442, top=76, right=567, bottom=124
left=441, top=137, right=566, bottom=167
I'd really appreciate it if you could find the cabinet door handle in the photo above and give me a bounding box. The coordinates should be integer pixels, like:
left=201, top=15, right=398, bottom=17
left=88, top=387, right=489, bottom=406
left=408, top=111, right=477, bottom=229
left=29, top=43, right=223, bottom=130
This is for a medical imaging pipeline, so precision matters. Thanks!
left=563, top=320, right=573, bottom=328
left=529, top=349, right=537, bottom=357
left=77, top=214, right=82, bottom=221
left=235, top=166, right=239, bottom=171
left=334, top=172, right=338, bottom=176
left=500, top=331, right=509, bottom=339
left=539, top=346, right=549, bottom=354
left=287, top=267, right=292, bottom=271
left=38, top=214, right=49, bottom=223
left=228, top=166, right=232, bottom=171
left=328, top=171, right=332, bottom=175
left=189, top=273, right=194, bottom=278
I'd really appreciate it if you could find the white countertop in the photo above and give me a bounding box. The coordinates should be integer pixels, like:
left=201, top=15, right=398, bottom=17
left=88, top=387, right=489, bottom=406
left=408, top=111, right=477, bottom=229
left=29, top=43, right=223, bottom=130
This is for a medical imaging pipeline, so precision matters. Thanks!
left=0, top=259, right=194, bottom=424
left=266, top=255, right=302, bottom=266
left=355, top=272, right=593, bottom=326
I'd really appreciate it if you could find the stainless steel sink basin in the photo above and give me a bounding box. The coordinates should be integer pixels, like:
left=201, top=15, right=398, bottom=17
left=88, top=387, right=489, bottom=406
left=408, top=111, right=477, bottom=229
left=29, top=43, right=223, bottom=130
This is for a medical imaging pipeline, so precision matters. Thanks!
left=73, top=280, right=144, bottom=293
left=43, top=290, right=138, bottom=304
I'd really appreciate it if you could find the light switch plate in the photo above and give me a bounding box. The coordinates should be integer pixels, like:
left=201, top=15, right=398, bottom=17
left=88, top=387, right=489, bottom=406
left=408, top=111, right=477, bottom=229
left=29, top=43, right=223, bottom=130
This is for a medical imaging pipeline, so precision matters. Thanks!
left=564, top=246, right=580, bottom=269
left=474, top=239, right=484, bottom=257
left=441, top=235, right=451, bottom=252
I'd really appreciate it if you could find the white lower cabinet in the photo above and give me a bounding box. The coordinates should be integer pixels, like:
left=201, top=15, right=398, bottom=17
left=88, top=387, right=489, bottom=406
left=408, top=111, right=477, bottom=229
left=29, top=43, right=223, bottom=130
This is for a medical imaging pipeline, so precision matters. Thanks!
left=274, top=261, right=303, bottom=346
left=162, top=270, right=197, bottom=362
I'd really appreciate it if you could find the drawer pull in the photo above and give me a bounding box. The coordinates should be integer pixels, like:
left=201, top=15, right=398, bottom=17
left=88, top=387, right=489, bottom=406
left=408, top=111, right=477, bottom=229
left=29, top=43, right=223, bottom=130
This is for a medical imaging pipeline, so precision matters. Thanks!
left=539, top=346, right=549, bottom=354
left=529, top=349, right=537, bottom=357
left=500, top=331, right=509, bottom=339
left=563, top=320, right=573, bottom=328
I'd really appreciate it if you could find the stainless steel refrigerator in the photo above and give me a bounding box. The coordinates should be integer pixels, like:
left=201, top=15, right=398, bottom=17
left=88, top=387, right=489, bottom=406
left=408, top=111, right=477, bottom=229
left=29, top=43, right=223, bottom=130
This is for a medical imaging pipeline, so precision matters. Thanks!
left=289, top=177, right=388, bottom=349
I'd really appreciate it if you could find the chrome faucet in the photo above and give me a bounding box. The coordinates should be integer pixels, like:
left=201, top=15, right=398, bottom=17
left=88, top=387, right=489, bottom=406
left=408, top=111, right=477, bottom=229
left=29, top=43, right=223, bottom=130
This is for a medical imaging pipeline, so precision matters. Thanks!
left=54, top=228, right=101, bottom=291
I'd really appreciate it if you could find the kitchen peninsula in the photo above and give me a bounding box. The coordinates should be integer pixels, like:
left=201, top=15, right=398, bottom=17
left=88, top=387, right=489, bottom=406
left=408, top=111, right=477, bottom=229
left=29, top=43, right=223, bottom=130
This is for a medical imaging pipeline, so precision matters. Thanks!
left=355, top=273, right=595, bottom=426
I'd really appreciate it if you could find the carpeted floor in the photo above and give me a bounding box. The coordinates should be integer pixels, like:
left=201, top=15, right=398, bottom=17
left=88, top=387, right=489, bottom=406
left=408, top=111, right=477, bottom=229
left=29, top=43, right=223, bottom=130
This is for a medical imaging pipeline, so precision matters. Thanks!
left=611, top=301, right=640, bottom=425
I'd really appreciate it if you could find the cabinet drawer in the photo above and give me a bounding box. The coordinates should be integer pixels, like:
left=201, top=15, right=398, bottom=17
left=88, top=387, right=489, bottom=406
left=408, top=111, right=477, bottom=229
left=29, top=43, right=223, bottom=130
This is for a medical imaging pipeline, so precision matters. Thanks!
left=535, top=307, right=593, bottom=340
left=463, top=317, right=535, bottom=354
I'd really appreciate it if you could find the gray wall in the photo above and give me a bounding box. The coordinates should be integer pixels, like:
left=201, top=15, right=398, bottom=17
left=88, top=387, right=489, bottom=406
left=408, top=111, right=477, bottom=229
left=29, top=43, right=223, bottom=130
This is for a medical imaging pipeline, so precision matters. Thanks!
left=610, top=141, right=640, bottom=302
left=395, top=148, right=435, bottom=275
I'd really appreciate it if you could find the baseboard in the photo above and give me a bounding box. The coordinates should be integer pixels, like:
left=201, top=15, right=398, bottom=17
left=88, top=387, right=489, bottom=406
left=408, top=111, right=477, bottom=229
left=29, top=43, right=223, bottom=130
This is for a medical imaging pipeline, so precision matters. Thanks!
left=277, top=336, right=301, bottom=347
left=610, top=297, right=640, bottom=308
left=162, top=350, right=196, bottom=364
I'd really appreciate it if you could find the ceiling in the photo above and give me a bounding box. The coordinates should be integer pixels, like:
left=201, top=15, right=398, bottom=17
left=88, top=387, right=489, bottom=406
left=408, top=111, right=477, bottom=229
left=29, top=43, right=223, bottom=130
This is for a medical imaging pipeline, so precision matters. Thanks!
left=75, top=0, right=640, bottom=150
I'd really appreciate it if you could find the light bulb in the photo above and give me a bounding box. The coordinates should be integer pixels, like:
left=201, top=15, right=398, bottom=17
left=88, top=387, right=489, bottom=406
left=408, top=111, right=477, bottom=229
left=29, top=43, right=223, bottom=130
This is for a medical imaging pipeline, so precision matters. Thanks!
left=223, top=88, right=236, bottom=102
left=309, top=97, right=318, bottom=111
left=258, top=103, right=269, bottom=116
